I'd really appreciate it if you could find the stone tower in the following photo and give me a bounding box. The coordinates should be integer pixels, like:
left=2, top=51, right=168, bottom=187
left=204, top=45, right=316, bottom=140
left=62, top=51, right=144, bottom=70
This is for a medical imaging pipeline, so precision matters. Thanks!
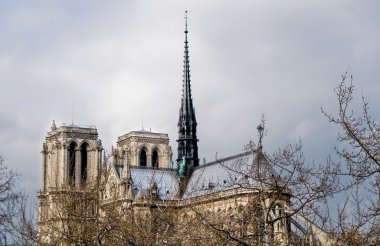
left=177, top=14, right=199, bottom=179
left=40, top=122, right=103, bottom=191
left=38, top=122, right=103, bottom=241
left=115, top=130, right=172, bottom=168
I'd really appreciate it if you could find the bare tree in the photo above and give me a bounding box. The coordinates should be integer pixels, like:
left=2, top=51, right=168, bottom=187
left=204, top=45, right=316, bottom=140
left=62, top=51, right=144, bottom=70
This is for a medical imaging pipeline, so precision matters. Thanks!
left=322, top=73, right=380, bottom=245
left=189, top=74, right=380, bottom=245
left=0, top=156, right=25, bottom=245
left=26, top=137, right=339, bottom=245
left=24, top=73, right=380, bottom=245
left=192, top=118, right=339, bottom=245
left=35, top=178, right=188, bottom=245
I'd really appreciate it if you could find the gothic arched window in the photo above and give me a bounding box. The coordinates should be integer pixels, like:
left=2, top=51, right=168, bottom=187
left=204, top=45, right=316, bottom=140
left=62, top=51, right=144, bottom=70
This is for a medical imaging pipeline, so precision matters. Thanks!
left=152, top=150, right=159, bottom=168
left=140, top=149, right=147, bottom=167
left=68, top=142, right=77, bottom=187
left=81, top=143, right=88, bottom=185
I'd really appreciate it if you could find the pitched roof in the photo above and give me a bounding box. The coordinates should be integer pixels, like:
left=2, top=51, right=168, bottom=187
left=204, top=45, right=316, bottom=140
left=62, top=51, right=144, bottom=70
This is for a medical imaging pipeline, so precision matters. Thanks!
left=183, top=151, right=277, bottom=199
left=110, top=151, right=279, bottom=201
left=131, top=167, right=179, bottom=200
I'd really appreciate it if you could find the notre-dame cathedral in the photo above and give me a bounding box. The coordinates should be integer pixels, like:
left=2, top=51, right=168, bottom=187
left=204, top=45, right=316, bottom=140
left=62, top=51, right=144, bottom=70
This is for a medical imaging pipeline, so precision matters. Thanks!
left=37, top=17, right=327, bottom=246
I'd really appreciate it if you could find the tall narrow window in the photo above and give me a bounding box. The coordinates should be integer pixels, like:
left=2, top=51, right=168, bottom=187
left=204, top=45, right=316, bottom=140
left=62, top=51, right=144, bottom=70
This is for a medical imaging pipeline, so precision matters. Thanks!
left=81, top=143, right=88, bottom=185
left=253, top=203, right=265, bottom=238
left=152, top=150, right=159, bottom=168
left=140, top=149, right=147, bottom=167
left=68, top=142, right=77, bottom=186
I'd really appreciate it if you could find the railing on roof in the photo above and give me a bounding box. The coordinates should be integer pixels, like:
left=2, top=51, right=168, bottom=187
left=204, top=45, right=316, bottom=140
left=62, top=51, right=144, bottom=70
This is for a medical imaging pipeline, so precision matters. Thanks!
left=61, top=123, right=97, bottom=129
left=131, top=166, right=177, bottom=172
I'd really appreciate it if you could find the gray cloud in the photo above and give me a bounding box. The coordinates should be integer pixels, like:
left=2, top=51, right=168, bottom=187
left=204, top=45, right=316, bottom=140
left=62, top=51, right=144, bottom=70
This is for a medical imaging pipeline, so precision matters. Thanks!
left=0, top=0, right=379, bottom=202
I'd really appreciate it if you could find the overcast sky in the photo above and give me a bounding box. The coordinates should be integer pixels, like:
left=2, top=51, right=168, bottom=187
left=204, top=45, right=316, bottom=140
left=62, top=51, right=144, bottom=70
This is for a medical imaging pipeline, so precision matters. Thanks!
left=1, top=0, right=380, bottom=203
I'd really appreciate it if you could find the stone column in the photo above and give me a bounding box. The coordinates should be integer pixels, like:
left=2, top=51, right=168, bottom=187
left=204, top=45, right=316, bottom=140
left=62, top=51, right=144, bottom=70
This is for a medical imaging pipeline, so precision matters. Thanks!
left=147, top=153, right=152, bottom=167
left=63, top=145, right=68, bottom=185
left=75, top=149, right=81, bottom=189
left=159, top=155, right=165, bottom=168
left=97, top=148, right=102, bottom=186
left=41, top=147, right=47, bottom=192
left=87, top=149, right=92, bottom=183
left=134, top=149, right=138, bottom=166
left=55, top=147, right=59, bottom=188
left=131, top=144, right=137, bottom=166
left=90, top=148, right=98, bottom=185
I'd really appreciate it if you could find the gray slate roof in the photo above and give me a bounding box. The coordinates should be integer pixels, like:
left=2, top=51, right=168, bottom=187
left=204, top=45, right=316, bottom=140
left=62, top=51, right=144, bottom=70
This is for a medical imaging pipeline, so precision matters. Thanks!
left=112, top=151, right=277, bottom=201
left=131, top=167, right=179, bottom=200
left=183, top=151, right=276, bottom=199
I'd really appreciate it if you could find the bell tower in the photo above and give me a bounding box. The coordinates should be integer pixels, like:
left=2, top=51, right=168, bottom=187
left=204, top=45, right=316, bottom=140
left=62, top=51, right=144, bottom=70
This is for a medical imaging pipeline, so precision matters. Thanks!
left=177, top=12, right=199, bottom=179
left=38, top=122, right=103, bottom=242
left=40, top=122, right=103, bottom=191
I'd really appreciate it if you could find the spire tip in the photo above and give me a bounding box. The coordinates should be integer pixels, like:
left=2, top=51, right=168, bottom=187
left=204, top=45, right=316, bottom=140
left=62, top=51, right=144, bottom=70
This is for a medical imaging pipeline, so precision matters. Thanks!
left=184, top=10, right=188, bottom=34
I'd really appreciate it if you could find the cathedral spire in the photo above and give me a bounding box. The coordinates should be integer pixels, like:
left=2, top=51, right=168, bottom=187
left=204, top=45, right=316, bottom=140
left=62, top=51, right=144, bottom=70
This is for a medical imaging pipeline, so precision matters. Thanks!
left=182, top=11, right=192, bottom=120
left=177, top=11, right=199, bottom=181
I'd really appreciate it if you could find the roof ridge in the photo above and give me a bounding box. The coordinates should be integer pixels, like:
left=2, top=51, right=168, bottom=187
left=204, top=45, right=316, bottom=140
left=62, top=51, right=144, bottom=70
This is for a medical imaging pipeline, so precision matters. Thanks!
left=195, top=151, right=254, bottom=170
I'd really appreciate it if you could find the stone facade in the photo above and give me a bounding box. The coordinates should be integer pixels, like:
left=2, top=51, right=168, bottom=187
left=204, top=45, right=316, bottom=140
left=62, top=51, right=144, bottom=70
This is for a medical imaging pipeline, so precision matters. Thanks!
left=40, top=123, right=102, bottom=191
left=115, top=130, right=172, bottom=168
left=37, top=123, right=293, bottom=245
left=37, top=123, right=103, bottom=244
